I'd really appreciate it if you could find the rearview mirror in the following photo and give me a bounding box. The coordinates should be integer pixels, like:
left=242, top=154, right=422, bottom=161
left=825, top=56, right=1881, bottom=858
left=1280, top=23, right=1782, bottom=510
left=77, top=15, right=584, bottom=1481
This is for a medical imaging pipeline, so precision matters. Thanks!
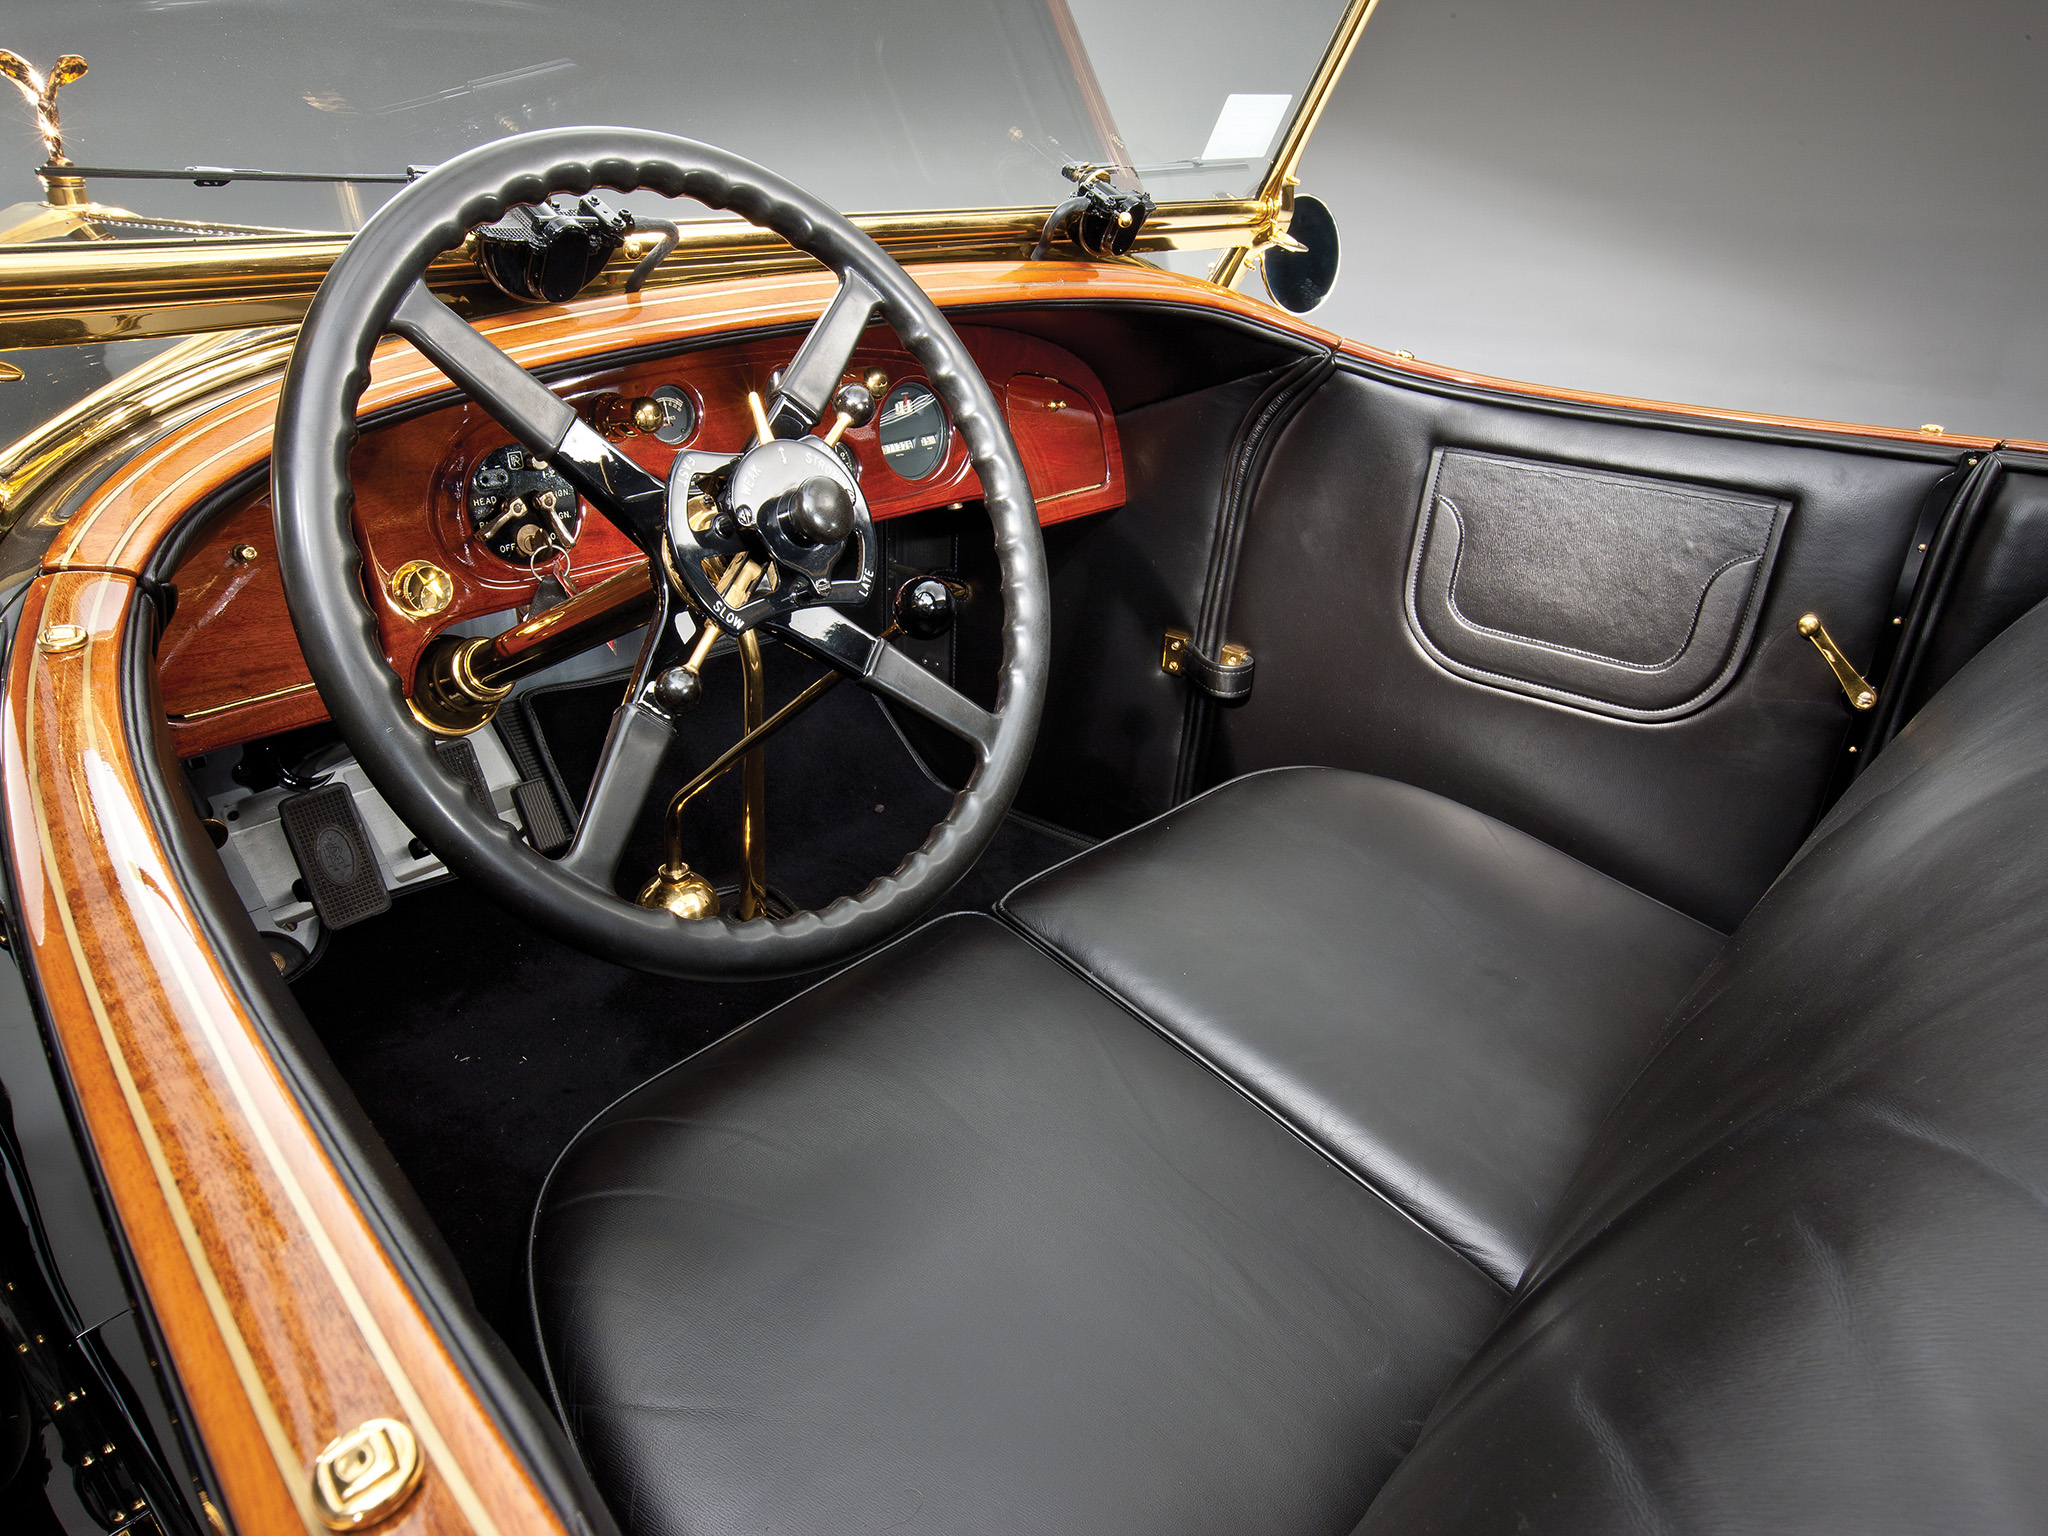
left=1261, top=193, right=1340, bottom=314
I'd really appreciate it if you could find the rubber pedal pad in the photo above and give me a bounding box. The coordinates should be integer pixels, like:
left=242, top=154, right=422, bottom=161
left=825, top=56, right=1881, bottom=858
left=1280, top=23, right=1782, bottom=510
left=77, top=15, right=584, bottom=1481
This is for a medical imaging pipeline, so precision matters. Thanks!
left=277, top=783, right=392, bottom=930
left=513, top=778, right=572, bottom=855
left=434, top=738, right=493, bottom=812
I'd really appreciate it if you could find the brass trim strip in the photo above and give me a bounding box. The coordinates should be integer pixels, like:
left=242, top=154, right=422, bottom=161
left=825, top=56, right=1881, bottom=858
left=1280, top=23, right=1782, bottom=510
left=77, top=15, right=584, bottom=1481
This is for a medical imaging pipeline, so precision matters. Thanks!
left=167, top=680, right=317, bottom=723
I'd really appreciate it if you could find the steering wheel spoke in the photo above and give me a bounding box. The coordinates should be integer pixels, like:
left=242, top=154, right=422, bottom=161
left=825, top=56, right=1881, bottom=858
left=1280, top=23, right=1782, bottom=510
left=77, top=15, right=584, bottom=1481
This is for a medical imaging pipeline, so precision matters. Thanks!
left=764, top=271, right=881, bottom=438
left=769, top=606, right=997, bottom=759
left=556, top=701, right=675, bottom=889
left=390, top=281, right=668, bottom=551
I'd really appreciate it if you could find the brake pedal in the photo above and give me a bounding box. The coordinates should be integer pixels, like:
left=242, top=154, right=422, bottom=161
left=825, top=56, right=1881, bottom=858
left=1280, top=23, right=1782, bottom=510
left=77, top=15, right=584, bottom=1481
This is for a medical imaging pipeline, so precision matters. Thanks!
left=278, top=783, right=392, bottom=929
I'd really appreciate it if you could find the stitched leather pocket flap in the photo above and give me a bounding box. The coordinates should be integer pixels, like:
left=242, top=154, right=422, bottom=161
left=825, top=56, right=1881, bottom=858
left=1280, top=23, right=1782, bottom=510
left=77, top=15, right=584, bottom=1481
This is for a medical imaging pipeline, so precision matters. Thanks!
left=1404, top=449, right=1791, bottom=720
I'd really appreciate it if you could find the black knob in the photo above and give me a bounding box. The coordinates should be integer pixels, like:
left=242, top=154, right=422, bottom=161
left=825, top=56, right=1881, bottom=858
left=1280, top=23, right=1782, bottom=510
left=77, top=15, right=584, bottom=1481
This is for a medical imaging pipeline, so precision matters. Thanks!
left=895, top=576, right=955, bottom=639
left=651, top=666, right=703, bottom=713
left=831, top=381, right=876, bottom=429
left=773, top=476, right=855, bottom=546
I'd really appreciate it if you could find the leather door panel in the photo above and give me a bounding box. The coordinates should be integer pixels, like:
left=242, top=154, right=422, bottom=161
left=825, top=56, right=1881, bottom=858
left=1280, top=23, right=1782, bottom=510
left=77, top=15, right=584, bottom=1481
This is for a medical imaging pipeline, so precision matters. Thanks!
left=1406, top=449, right=1789, bottom=719
left=1208, top=364, right=1955, bottom=930
left=1018, top=367, right=1292, bottom=836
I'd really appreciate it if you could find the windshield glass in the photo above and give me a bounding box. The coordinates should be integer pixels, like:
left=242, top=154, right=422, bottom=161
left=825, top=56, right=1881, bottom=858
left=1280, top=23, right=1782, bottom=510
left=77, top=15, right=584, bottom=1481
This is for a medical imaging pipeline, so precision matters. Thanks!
left=2, top=0, right=1345, bottom=234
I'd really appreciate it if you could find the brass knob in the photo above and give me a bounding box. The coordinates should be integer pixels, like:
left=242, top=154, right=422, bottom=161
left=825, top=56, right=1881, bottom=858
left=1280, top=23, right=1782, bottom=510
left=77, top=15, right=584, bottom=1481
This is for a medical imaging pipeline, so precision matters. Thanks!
left=862, top=367, right=890, bottom=394
left=593, top=392, right=666, bottom=439
left=388, top=559, right=453, bottom=619
left=638, top=863, right=720, bottom=920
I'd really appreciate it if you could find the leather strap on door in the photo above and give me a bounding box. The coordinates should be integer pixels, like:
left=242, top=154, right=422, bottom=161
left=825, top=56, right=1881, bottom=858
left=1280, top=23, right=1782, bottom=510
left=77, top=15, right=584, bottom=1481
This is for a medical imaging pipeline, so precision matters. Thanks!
left=1162, top=630, right=1254, bottom=701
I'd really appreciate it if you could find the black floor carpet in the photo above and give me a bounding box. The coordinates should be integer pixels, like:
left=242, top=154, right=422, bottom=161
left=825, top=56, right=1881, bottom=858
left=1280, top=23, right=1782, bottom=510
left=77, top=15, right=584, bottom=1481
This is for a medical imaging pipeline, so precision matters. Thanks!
left=294, top=656, right=1085, bottom=1385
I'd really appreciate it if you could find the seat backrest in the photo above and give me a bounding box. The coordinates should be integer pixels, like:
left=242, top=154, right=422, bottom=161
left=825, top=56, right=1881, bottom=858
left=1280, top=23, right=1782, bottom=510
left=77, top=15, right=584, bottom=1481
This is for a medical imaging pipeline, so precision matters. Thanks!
left=1359, top=597, right=2048, bottom=1533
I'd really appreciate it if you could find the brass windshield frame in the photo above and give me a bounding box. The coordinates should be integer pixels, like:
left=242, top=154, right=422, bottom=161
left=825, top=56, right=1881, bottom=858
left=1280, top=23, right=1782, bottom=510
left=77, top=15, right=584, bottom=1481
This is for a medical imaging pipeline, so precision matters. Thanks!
left=1209, top=0, right=1381, bottom=291
left=0, top=3, right=1378, bottom=350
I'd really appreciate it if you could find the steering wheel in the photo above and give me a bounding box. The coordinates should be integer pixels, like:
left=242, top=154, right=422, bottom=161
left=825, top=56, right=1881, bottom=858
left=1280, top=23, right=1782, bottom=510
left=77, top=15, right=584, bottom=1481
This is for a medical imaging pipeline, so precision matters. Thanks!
left=273, top=128, right=1049, bottom=978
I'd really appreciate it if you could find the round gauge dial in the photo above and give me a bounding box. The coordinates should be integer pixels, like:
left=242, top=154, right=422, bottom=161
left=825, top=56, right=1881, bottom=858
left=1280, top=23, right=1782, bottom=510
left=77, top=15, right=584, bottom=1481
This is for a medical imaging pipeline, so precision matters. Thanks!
left=876, top=380, right=949, bottom=481
left=647, top=384, right=698, bottom=446
left=466, top=445, right=581, bottom=564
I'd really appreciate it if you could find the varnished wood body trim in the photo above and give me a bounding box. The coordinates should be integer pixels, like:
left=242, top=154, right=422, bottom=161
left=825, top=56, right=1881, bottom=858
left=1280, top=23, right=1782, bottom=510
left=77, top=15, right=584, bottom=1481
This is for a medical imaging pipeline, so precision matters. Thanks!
left=2, top=571, right=573, bottom=1536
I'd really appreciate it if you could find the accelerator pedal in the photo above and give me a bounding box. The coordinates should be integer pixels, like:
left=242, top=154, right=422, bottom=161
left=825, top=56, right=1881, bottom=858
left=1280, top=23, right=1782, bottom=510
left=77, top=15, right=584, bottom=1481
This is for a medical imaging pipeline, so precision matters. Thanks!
left=278, top=783, right=391, bottom=929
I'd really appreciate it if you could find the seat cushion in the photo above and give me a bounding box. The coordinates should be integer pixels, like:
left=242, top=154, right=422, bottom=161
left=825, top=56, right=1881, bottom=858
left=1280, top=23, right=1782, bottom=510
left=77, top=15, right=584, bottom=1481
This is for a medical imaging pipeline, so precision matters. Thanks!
left=1352, top=574, right=2048, bottom=1534
left=1001, top=767, right=1722, bottom=1285
left=531, top=914, right=1503, bottom=1536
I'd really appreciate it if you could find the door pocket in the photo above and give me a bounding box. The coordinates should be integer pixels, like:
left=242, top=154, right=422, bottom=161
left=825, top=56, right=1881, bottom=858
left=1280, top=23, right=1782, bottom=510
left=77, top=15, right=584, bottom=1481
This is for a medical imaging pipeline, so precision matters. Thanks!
left=1404, top=449, right=1790, bottom=721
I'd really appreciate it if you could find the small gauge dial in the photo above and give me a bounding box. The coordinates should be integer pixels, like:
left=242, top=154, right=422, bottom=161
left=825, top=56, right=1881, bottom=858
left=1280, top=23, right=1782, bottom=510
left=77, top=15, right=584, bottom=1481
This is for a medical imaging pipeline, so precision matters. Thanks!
left=876, top=380, right=949, bottom=481
left=466, top=445, right=581, bottom=564
left=647, top=384, right=698, bottom=446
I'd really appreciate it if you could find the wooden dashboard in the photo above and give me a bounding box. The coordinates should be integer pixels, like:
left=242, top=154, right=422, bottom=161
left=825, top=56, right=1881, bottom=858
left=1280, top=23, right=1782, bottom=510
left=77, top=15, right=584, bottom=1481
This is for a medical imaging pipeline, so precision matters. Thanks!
left=156, top=322, right=1122, bottom=757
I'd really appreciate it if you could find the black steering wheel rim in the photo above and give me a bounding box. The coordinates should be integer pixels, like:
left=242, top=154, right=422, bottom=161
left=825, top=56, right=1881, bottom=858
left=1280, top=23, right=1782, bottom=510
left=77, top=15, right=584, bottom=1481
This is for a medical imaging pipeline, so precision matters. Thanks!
left=273, top=126, right=1049, bottom=978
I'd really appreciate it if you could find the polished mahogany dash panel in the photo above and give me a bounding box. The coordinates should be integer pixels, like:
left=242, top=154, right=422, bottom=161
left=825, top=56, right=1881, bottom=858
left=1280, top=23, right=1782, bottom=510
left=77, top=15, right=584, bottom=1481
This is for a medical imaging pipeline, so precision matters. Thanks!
left=158, top=321, right=1121, bottom=755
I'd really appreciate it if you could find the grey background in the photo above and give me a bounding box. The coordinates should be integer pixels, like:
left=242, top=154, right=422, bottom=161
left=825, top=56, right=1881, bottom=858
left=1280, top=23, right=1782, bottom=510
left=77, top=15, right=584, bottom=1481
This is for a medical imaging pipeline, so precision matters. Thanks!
left=1291, top=0, right=2048, bottom=440
left=3, top=1, right=2042, bottom=442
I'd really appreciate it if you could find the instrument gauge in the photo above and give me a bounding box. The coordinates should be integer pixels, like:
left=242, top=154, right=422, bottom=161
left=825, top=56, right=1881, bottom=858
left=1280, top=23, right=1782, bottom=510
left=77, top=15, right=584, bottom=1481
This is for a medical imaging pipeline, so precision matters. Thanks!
left=646, top=385, right=698, bottom=446
left=466, top=445, right=581, bottom=564
left=876, top=380, right=949, bottom=481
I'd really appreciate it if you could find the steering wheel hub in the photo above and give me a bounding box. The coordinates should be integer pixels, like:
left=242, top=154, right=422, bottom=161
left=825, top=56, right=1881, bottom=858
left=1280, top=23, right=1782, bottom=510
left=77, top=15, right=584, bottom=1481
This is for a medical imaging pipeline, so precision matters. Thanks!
left=667, top=434, right=876, bottom=622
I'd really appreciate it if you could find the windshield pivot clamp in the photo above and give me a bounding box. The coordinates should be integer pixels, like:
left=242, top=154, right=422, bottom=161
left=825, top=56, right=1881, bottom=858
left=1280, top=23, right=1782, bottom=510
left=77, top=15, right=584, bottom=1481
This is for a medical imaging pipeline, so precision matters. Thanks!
left=1030, top=163, right=1154, bottom=261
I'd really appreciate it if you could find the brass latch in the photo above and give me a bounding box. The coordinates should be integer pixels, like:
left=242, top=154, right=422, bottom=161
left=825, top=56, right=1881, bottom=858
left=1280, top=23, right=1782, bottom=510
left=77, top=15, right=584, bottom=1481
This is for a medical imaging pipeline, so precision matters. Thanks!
left=1799, top=613, right=1877, bottom=711
left=1162, top=629, right=1255, bottom=702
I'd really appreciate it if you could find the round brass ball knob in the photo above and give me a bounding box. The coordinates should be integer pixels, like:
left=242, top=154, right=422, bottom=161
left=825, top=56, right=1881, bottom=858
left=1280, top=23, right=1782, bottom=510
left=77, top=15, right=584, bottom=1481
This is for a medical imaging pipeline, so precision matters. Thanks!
left=638, top=863, right=720, bottom=920
left=630, top=396, right=665, bottom=434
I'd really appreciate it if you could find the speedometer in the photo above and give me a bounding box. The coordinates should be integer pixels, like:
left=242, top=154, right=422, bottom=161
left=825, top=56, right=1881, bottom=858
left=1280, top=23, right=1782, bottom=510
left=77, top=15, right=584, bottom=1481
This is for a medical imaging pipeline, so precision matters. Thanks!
left=876, top=380, right=948, bottom=480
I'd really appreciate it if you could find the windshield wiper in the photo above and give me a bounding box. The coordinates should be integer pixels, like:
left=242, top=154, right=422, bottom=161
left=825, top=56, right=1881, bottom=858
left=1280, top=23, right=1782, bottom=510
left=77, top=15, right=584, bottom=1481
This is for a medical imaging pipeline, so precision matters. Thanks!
left=40, top=162, right=431, bottom=188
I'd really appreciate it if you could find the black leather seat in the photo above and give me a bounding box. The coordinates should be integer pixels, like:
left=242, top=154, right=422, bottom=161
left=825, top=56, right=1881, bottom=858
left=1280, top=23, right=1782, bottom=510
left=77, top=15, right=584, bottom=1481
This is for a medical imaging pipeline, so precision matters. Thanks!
left=1000, top=767, right=1721, bottom=1285
left=533, top=600, right=2048, bottom=1534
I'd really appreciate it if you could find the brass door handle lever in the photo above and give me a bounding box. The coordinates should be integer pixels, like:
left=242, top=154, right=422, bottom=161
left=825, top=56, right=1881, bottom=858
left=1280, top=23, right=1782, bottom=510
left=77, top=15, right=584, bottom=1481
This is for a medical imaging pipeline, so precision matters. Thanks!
left=1799, top=613, right=1877, bottom=710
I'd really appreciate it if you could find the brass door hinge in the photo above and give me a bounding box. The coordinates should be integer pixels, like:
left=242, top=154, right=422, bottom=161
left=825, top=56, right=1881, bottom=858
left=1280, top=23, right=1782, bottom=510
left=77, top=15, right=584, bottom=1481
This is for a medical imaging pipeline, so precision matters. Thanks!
left=1799, top=613, right=1877, bottom=710
left=1162, top=629, right=1255, bottom=701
